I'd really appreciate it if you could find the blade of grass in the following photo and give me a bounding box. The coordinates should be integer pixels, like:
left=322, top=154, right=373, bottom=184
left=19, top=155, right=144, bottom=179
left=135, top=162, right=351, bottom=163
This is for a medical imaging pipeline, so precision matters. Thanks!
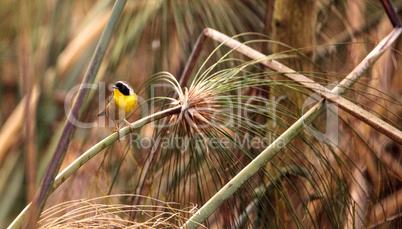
left=0, top=161, right=24, bottom=228
left=0, top=152, right=22, bottom=227
left=0, top=87, right=39, bottom=165
left=24, top=0, right=128, bottom=227
left=19, top=2, right=37, bottom=225
left=380, top=0, right=402, bottom=27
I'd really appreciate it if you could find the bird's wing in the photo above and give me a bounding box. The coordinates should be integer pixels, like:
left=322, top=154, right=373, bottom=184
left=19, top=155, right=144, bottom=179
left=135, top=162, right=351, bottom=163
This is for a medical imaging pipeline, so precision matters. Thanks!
left=97, top=92, right=114, bottom=116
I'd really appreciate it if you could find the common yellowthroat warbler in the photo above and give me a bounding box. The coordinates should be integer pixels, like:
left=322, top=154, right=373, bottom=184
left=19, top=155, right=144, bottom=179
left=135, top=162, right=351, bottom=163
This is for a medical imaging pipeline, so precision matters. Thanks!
left=98, top=81, right=137, bottom=137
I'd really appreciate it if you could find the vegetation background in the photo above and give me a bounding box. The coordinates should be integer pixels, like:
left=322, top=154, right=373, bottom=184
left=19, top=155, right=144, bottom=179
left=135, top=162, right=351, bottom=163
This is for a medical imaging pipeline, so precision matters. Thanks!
left=0, top=0, right=401, bottom=228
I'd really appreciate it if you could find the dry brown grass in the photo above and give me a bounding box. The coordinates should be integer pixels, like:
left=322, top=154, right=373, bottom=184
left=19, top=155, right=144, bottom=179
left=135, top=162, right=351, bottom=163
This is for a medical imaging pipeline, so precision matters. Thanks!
left=39, top=194, right=198, bottom=228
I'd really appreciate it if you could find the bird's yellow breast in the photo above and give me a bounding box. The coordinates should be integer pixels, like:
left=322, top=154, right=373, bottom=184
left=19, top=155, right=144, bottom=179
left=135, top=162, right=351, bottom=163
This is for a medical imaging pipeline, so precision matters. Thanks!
left=113, top=88, right=137, bottom=116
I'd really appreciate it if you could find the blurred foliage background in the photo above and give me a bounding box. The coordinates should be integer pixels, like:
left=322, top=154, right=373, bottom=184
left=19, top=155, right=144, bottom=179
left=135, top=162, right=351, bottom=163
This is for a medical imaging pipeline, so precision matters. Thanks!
left=0, top=0, right=401, bottom=228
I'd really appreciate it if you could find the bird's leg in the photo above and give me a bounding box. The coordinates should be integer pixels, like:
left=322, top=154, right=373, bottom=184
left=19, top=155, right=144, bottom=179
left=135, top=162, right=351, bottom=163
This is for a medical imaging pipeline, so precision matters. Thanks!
left=114, top=123, right=122, bottom=140
left=123, top=119, right=135, bottom=132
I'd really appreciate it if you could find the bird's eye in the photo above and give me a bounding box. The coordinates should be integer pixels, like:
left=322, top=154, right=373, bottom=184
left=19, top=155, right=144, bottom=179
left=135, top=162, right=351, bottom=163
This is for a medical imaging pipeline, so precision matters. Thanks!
left=117, top=83, right=130, bottom=95
left=115, top=82, right=123, bottom=88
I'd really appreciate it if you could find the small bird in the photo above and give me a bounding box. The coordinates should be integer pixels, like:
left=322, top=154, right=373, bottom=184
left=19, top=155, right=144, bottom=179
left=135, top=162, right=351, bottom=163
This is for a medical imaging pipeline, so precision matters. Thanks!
left=98, top=81, right=137, bottom=138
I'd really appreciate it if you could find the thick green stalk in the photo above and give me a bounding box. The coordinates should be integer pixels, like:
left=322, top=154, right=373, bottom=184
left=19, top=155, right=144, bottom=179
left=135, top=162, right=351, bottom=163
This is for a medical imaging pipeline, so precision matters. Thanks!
left=8, top=105, right=181, bottom=229
left=182, top=100, right=326, bottom=229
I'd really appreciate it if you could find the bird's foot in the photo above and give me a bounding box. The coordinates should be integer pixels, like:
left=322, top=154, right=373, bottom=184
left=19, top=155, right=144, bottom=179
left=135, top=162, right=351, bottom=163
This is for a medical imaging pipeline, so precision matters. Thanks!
left=113, top=128, right=122, bottom=141
left=123, top=119, right=135, bottom=132
left=113, top=123, right=123, bottom=141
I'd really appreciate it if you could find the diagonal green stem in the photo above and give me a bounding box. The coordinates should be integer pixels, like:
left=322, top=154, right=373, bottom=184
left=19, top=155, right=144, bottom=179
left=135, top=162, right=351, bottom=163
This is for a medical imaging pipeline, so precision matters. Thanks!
left=8, top=105, right=181, bottom=229
left=183, top=100, right=326, bottom=229
left=182, top=27, right=402, bottom=229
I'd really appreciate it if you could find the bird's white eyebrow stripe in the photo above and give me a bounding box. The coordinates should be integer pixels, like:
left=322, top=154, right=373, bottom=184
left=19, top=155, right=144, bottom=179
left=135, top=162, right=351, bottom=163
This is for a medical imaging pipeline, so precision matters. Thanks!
left=128, top=87, right=134, bottom=95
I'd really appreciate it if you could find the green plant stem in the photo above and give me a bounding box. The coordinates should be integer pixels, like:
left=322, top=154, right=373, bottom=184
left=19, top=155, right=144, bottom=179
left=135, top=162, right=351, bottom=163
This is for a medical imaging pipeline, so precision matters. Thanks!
left=182, top=100, right=326, bottom=229
left=25, top=0, right=128, bottom=227
left=182, top=27, right=402, bottom=229
left=8, top=105, right=181, bottom=229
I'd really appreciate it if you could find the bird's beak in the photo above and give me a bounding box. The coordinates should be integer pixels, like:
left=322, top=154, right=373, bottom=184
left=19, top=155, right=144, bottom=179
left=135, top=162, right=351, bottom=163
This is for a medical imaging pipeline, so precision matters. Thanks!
left=112, top=85, right=117, bottom=89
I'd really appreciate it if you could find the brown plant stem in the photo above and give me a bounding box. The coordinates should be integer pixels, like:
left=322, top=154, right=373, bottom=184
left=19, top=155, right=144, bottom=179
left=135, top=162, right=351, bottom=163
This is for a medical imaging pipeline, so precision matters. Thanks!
left=179, top=31, right=207, bottom=88
left=202, top=28, right=402, bottom=144
left=170, top=27, right=402, bottom=155
left=380, top=0, right=402, bottom=27
left=262, top=0, right=274, bottom=53
left=18, top=2, right=38, bottom=227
